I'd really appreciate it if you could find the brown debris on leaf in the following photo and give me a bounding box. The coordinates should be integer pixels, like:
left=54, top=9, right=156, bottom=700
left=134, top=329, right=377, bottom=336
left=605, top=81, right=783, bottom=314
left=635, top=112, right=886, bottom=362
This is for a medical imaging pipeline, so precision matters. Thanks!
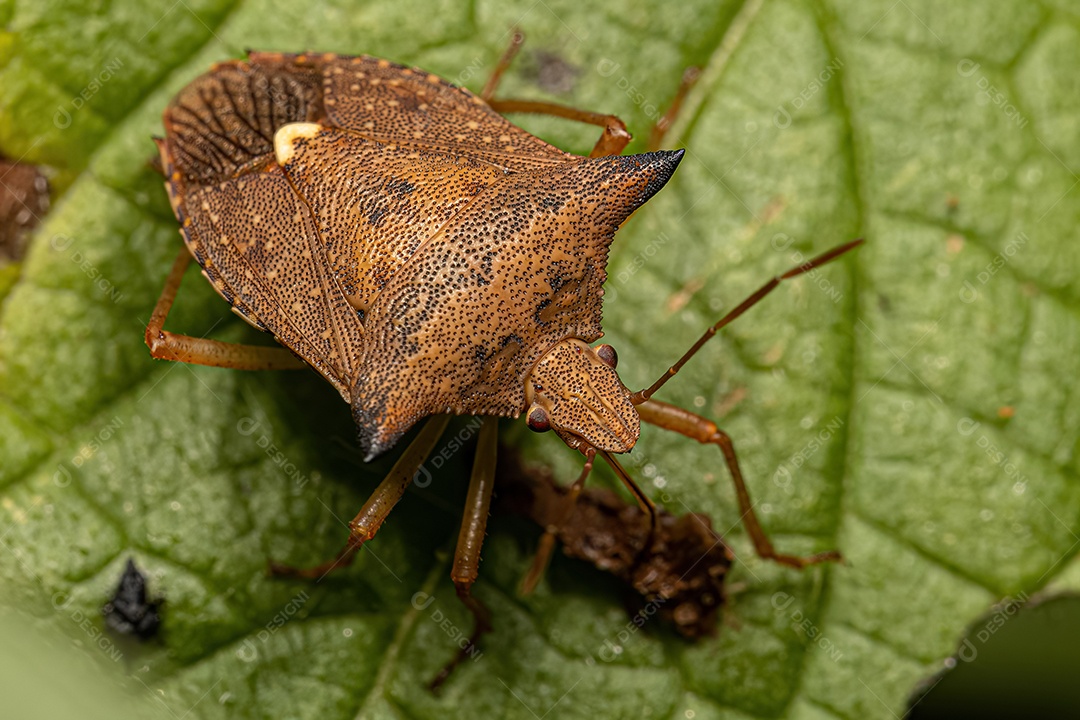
left=0, top=156, right=49, bottom=263
left=496, top=446, right=733, bottom=638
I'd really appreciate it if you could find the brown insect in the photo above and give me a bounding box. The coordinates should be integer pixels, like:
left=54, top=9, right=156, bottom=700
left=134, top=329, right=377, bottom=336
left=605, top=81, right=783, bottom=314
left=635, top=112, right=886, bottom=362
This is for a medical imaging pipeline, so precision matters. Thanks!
left=146, top=34, right=861, bottom=687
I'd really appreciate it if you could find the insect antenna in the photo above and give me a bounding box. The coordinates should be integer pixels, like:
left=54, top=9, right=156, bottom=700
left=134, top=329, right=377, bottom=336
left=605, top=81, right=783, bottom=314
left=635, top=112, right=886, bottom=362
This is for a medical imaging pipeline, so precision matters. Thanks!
left=631, top=239, right=864, bottom=405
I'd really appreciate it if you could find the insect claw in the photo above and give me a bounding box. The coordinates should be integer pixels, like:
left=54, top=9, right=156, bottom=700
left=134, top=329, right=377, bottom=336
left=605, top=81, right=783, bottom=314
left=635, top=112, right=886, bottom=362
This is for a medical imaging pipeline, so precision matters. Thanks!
left=266, top=536, right=364, bottom=580
left=769, top=549, right=843, bottom=570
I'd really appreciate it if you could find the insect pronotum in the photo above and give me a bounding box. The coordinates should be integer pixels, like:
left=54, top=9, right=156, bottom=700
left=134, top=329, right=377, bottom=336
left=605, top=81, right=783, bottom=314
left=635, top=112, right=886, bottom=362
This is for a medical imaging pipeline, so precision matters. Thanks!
left=147, top=32, right=862, bottom=688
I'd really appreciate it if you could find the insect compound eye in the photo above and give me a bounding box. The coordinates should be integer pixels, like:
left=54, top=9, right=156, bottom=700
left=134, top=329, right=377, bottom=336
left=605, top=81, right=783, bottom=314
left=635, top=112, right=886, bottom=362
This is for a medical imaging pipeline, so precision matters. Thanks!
left=595, top=344, right=618, bottom=369
left=526, top=406, right=551, bottom=433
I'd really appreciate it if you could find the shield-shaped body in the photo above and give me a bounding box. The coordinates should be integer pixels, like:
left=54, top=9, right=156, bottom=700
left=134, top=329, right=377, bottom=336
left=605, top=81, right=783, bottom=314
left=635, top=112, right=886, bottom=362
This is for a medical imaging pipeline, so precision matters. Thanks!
left=158, top=51, right=681, bottom=457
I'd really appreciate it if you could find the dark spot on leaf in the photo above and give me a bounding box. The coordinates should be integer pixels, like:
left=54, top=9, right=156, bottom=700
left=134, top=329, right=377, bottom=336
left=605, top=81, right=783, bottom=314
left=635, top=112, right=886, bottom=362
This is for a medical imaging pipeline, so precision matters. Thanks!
left=103, top=558, right=162, bottom=641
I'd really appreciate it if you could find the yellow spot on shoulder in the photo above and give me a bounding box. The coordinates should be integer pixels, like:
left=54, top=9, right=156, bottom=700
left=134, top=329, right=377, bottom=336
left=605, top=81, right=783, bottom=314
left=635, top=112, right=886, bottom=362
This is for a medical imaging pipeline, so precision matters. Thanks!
left=274, top=122, right=322, bottom=166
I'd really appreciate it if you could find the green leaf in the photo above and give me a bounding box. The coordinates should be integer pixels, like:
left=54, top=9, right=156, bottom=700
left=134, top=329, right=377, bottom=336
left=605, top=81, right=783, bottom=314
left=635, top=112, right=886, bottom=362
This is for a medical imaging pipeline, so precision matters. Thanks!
left=2, top=0, right=1077, bottom=717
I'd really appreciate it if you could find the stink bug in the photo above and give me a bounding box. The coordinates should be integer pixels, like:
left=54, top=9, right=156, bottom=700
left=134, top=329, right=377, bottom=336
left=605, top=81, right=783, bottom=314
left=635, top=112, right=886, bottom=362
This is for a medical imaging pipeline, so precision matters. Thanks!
left=147, top=33, right=861, bottom=687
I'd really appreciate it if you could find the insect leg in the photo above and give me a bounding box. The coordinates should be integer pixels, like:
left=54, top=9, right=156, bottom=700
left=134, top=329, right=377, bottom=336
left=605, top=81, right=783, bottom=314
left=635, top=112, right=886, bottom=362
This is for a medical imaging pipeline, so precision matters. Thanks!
left=429, top=417, right=499, bottom=690
left=520, top=446, right=597, bottom=594
left=270, top=416, right=451, bottom=579
left=146, top=248, right=306, bottom=370
left=480, top=28, right=631, bottom=157
left=636, top=399, right=840, bottom=569
left=480, top=29, right=526, bottom=101
left=631, top=239, right=864, bottom=404
left=487, top=98, right=632, bottom=157
left=484, top=50, right=697, bottom=155
left=647, top=66, right=701, bottom=151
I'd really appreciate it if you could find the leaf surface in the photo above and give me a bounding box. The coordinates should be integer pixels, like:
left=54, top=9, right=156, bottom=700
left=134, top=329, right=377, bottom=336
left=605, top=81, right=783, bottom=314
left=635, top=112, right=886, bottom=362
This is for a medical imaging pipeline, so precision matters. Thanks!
left=1, top=1, right=1077, bottom=717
